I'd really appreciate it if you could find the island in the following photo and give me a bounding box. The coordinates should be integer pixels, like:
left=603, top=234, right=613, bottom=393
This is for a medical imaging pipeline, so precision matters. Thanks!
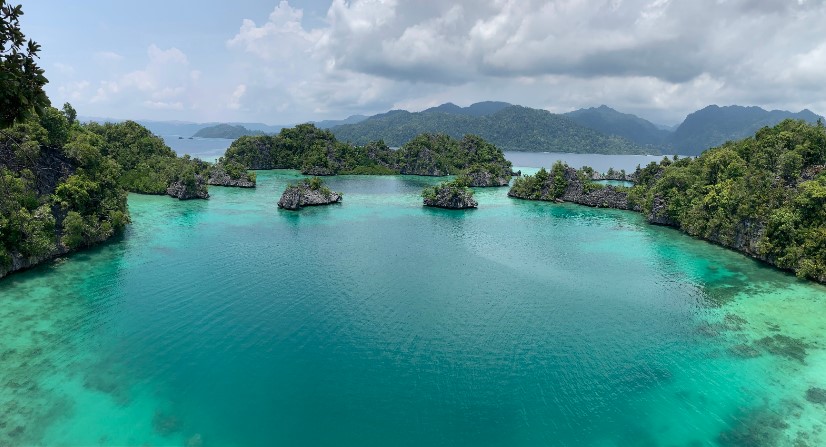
left=221, top=125, right=514, bottom=183
left=193, top=124, right=265, bottom=139
left=422, top=177, right=478, bottom=209
left=278, top=177, right=343, bottom=210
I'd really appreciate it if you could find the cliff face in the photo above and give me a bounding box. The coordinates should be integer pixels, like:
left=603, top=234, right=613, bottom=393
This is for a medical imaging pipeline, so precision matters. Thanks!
left=464, top=166, right=513, bottom=187
left=167, top=175, right=209, bottom=200
left=559, top=168, right=637, bottom=210
left=422, top=182, right=478, bottom=209
left=208, top=165, right=255, bottom=188
left=277, top=179, right=342, bottom=210
left=0, top=144, right=119, bottom=279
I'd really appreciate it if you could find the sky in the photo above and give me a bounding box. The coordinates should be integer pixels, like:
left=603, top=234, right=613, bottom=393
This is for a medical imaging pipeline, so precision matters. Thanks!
left=20, top=0, right=826, bottom=126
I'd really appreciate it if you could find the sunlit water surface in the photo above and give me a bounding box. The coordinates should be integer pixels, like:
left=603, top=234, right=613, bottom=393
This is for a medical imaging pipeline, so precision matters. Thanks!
left=1, top=169, right=825, bottom=447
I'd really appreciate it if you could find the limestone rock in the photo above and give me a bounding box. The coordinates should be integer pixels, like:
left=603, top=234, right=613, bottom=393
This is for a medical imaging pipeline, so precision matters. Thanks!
left=278, top=178, right=342, bottom=210
left=464, top=166, right=513, bottom=187
left=166, top=175, right=209, bottom=200
left=423, top=181, right=478, bottom=209
left=208, top=165, right=255, bottom=188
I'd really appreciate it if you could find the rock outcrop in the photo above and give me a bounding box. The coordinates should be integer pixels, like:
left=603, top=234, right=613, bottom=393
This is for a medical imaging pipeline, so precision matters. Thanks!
left=422, top=181, right=478, bottom=209
left=301, top=165, right=336, bottom=176
left=0, top=143, right=122, bottom=279
left=278, top=178, right=342, bottom=210
left=464, top=166, right=513, bottom=187
left=559, top=167, right=637, bottom=210
left=208, top=165, right=255, bottom=188
left=166, top=175, right=209, bottom=200
left=508, top=165, right=637, bottom=210
left=646, top=195, right=679, bottom=226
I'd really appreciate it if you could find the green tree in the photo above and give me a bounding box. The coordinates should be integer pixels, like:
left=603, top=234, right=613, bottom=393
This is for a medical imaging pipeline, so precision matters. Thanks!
left=1, top=1, right=49, bottom=128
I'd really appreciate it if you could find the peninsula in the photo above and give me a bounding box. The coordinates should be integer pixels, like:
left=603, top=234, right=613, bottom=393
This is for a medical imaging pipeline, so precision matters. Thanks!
left=508, top=119, right=826, bottom=284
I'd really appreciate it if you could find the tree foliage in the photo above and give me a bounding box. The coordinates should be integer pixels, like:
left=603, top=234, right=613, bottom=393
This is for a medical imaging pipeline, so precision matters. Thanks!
left=223, top=124, right=512, bottom=178
left=630, top=119, right=826, bottom=281
left=1, top=1, right=49, bottom=128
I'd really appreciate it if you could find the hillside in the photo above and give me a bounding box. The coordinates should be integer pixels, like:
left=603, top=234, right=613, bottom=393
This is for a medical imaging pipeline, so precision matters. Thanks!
left=565, top=105, right=671, bottom=148
left=314, top=114, right=368, bottom=129
left=331, top=105, right=651, bottom=155
left=671, top=105, right=823, bottom=155
left=193, top=124, right=265, bottom=139
left=422, top=101, right=512, bottom=116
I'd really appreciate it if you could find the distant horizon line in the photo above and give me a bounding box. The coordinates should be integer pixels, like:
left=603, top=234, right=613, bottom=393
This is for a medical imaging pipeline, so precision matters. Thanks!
left=76, top=101, right=824, bottom=130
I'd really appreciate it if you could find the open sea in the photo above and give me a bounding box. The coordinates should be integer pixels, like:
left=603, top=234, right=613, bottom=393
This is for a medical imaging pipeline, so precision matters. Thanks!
left=1, top=153, right=825, bottom=446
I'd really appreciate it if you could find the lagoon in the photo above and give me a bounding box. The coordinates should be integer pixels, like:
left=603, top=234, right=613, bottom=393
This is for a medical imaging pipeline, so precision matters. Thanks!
left=1, top=169, right=825, bottom=446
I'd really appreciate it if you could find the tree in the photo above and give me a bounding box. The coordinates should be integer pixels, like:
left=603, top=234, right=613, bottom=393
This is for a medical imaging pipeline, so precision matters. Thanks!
left=1, top=1, right=49, bottom=128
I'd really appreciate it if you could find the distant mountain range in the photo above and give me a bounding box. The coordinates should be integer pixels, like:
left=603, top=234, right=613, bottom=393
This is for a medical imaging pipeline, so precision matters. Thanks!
left=82, top=102, right=823, bottom=156
left=563, top=105, right=670, bottom=148
left=331, top=103, right=646, bottom=155
left=668, top=105, right=822, bottom=154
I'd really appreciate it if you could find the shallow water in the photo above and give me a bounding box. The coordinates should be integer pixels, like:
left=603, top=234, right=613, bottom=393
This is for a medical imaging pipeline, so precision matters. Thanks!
left=593, top=179, right=635, bottom=187
left=1, top=170, right=825, bottom=447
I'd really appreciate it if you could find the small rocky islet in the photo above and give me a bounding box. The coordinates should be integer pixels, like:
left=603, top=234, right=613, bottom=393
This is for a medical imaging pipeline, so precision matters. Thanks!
left=422, top=178, right=478, bottom=209
left=277, top=177, right=342, bottom=210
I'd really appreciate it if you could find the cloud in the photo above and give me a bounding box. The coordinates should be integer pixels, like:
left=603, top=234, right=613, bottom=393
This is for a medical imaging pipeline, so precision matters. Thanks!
left=53, top=62, right=75, bottom=75
left=228, top=84, right=247, bottom=110
left=224, top=0, right=826, bottom=124
left=88, top=45, right=198, bottom=111
left=94, top=51, right=125, bottom=63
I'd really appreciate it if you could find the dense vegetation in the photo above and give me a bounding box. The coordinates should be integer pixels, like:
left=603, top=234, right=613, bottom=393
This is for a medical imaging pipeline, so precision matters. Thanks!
left=331, top=106, right=650, bottom=154
left=1, top=1, right=49, bottom=128
left=564, top=105, right=670, bottom=149
left=629, top=119, right=826, bottom=281
left=508, top=161, right=569, bottom=200
left=192, top=124, right=265, bottom=139
left=1, top=106, right=129, bottom=273
left=421, top=176, right=477, bottom=209
left=223, top=124, right=513, bottom=178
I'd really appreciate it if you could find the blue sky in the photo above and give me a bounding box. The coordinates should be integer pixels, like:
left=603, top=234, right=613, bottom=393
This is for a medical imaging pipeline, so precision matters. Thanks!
left=21, top=1, right=826, bottom=125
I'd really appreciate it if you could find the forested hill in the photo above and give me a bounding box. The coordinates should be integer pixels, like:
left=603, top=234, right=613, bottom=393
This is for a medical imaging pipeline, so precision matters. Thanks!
left=331, top=105, right=651, bottom=155
left=564, top=105, right=671, bottom=148
left=670, top=105, right=823, bottom=155
left=193, top=124, right=265, bottom=139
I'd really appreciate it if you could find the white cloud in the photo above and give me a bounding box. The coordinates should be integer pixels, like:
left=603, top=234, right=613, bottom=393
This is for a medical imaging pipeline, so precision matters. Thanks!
left=53, top=62, right=75, bottom=75
left=47, top=0, right=826, bottom=124
left=228, top=84, right=247, bottom=110
left=86, top=45, right=197, bottom=114
left=94, top=51, right=125, bottom=63
left=223, top=0, right=826, bottom=123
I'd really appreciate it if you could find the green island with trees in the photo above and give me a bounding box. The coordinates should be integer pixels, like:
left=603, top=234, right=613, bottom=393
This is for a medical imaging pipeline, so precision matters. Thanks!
left=422, top=176, right=478, bottom=209
left=508, top=119, right=826, bottom=284
left=222, top=124, right=515, bottom=185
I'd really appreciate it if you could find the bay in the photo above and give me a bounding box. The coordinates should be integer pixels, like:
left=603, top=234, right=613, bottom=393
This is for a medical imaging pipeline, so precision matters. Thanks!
left=1, top=169, right=825, bottom=446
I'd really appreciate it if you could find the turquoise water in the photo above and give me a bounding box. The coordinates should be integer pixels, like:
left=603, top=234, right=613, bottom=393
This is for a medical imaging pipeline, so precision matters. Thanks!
left=593, top=179, right=635, bottom=187
left=2, top=170, right=826, bottom=446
